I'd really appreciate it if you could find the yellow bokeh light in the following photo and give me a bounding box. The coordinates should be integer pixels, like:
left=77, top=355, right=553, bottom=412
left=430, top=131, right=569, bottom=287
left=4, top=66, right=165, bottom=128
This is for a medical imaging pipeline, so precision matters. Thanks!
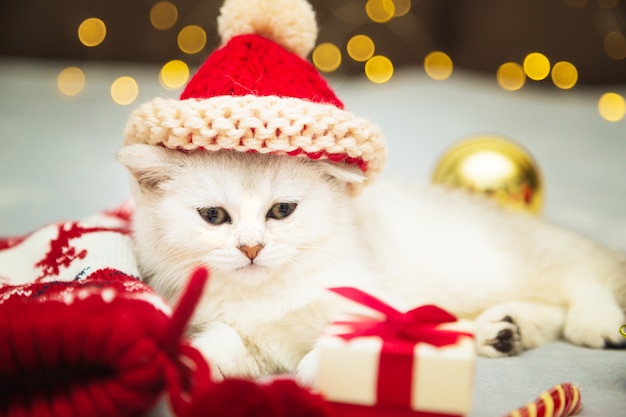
left=424, top=51, right=453, bottom=81
left=78, top=18, right=106, bottom=47
left=150, top=1, right=178, bottom=31
left=551, top=61, right=578, bottom=89
left=598, top=92, right=626, bottom=122
left=604, top=31, right=626, bottom=60
left=347, top=35, right=375, bottom=62
left=366, top=0, right=395, bottom=23
left=523, top=52, right=550, bottom=81
left=365, top=55, right=394, bottom=84
left=312, top=42, right=342, bottom=72
left=177, top=25, right=207, bottom=54
left=393, top=0, right=412, bottom=16
left=160, top=60, right=189, bottom=90
left=57, top=67, right=85, bottom=97
left=497, top=62, right=526, bottom=91
left=111, top=76, right=139, bottom=106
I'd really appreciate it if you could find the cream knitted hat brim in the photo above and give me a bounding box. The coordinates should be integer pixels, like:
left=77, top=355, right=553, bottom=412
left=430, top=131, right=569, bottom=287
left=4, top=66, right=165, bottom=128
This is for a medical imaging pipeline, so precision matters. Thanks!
left=123, top=95, right=385, bottom=177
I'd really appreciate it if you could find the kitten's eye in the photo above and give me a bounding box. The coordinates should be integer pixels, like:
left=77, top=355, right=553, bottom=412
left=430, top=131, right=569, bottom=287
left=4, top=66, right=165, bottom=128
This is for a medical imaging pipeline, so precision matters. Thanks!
left=267, top=202, right=297, bottom=220
left=198, top=207, right=231, bottom=225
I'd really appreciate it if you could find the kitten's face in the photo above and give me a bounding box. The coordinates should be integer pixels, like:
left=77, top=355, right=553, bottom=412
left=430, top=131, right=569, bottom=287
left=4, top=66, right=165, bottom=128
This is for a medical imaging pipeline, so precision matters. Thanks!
left=117, top=144, right=363, bottom=291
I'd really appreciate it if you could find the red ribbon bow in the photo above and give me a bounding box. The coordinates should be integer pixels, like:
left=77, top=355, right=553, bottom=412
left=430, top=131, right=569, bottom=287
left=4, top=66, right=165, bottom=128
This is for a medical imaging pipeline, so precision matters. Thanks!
left=328, top=287, right=473, bottom=411
left=329, top=287, right=472, bottom=347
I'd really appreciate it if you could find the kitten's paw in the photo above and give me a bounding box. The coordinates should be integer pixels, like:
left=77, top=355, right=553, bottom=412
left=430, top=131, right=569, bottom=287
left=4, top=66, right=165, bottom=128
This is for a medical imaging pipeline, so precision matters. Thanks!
left=295, top=348, right=320, bottom=387
left=475, top=315, right=522, bottom=357
left=564, top=301, right=626, bottom=349
left=475, top=301, right=565, bottom=356
left=191, top=322, right=262, bottom=379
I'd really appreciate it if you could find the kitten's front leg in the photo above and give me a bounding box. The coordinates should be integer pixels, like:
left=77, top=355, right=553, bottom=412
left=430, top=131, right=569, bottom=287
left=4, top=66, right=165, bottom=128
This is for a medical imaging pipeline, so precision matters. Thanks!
left=191, top=321, right=262, bottom=380
left=564, top=282, right=626, bottom=349
left=475, top=301, right=566, bottom=357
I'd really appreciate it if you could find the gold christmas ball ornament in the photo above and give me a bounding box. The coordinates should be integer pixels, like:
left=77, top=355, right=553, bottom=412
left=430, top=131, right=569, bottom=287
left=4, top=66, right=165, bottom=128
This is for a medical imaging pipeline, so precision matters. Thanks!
left=431, top=135, right=544, bottom=215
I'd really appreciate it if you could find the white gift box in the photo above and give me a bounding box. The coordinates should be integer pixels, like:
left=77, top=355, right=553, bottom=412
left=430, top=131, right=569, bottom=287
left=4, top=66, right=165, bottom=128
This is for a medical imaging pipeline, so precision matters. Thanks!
left=314, top=289, right=476, bottom=417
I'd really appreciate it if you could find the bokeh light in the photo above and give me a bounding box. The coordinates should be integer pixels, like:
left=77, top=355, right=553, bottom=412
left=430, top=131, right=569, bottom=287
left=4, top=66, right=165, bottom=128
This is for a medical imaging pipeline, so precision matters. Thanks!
left=366, top=0, right=395, bottom=23
left=78, top=18, right=106, bottom=47
left=365, top=55, right=394, bottom=83
left=160, top=60, right=189, bottom=90
left=604, top=31, right=626, bottom=60
left=111, top=76, right=139, bottom=106
left=312, top=42, right=342, bottom=72
left=598, top=92, right=626, bottom=122
left=424, top=51, right=453, bottom=81
left=150, top=1, right=178, bottom=31
left=551, top=61, right=578, bottom=89
left=57, top=67, right=85, bottom=97
left=523, top=52, right=550, bottom=81
left=497, top=62, right=526, bottom=91
left=347, top=35, right=375, bottom=62
left=393, top=0, right=412, bottom=17
left=177, top=25, right=207, bottom=54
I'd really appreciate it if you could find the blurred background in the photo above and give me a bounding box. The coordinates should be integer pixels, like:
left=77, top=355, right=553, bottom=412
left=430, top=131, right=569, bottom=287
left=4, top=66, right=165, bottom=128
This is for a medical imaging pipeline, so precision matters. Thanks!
left=2, top=0, right=626, bottom=87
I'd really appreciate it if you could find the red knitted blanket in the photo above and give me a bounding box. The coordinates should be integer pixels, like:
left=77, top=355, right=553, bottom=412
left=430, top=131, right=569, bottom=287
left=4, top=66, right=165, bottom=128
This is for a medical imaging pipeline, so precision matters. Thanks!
left=0, top=203, right=212, bottom=417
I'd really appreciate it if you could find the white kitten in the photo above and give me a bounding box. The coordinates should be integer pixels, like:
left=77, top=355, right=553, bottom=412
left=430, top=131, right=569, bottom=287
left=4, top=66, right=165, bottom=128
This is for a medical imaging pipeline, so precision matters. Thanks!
left=354, top=179, right=626, bottom=357
left=117, top=144, right=626, bottom=382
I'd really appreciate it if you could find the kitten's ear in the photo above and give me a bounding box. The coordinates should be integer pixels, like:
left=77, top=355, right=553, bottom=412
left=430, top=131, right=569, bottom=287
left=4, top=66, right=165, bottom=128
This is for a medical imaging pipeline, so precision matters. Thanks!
left=116, top=144, right=182, bottom=191
left=318, top=161, right=366, bottom=184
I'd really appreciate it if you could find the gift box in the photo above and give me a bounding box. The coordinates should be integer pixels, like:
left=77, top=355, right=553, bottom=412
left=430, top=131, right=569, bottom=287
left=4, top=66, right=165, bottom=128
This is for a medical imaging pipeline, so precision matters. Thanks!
left=314, top=288, right=475, bottom=417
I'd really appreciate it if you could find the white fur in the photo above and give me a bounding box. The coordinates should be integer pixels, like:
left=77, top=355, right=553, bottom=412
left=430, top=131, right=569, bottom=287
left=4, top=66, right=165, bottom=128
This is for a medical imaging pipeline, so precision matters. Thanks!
left=117, top=144, right=626, bottom=383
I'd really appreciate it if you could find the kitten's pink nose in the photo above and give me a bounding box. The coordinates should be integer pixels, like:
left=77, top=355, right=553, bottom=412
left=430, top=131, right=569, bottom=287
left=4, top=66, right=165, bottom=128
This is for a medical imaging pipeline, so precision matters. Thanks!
left=239, top=244, right=264, bottom=260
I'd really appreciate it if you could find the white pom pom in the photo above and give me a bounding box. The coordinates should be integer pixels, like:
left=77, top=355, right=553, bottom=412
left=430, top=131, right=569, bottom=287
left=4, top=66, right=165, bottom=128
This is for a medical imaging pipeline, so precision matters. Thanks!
left=217, top=0, right=318, bottom=58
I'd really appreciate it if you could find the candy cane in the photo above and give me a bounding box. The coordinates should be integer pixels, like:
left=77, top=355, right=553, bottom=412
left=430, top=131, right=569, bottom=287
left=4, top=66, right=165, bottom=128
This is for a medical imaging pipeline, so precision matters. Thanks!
left=502, top=383, right=582, bottom=417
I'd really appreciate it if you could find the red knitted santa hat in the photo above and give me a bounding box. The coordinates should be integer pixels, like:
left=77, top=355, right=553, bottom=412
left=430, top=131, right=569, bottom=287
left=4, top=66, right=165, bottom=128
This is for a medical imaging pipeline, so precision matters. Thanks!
left=123, top=0, right=386, bottom=183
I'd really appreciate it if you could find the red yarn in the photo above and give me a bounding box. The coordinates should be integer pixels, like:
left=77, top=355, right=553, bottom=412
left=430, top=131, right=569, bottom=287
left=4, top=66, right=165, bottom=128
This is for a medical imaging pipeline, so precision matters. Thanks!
left=163, top=267, right=213, bottom=417
left=182, top=377, right=333, bottom=417
left=180, top=34, right=344, bottom=109
left=283, top=148, right=369, bottom=173
left=0, top=267, right=211, bottom=417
